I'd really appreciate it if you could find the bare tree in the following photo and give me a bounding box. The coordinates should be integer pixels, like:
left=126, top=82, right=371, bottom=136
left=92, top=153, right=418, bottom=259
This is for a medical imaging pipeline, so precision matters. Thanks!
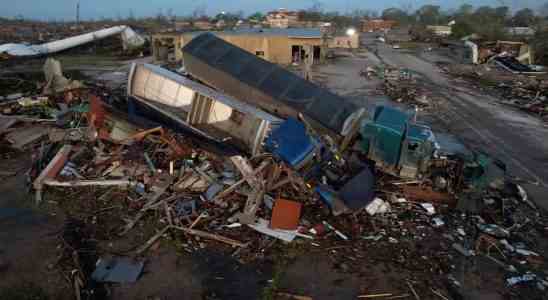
left=128, top=9, right=135, bottom=21
left=540, top=2, right=548, bottom=17
left=310, top=0, right=324, bottom=13
left=166, top=8, right=174, bottom=21
left=400, top=1, right=414, bottom=15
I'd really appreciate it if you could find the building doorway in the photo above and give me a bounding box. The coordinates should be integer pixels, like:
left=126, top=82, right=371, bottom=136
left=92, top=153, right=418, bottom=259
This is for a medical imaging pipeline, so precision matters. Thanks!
left=313, top=46, right=321, bottom=61
left=292, top=45, right=308, bottom=64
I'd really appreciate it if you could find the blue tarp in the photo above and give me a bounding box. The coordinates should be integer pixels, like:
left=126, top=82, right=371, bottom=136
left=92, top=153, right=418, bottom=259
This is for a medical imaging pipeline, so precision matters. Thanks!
left=265, top=118, right=317, bottom=168
left=339, top=166, right=376, bottom=210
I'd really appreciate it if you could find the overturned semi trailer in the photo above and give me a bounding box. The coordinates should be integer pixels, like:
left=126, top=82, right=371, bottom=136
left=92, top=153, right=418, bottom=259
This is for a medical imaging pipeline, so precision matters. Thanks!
left=181, top=33, right=365, bottom=147
left=127, top=63, right=283, bottom=155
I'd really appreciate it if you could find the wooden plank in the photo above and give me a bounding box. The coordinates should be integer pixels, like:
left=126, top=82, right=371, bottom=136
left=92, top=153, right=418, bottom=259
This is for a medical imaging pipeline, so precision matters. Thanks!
left=43, top=179, right=132, bottom=187
left=213, top=160, right=269, bottom=204
left=33, top=145, right=72, bottom=190
left=6, top=125, right=49, bottom=149
left=173, top=225, right=246, bottom=247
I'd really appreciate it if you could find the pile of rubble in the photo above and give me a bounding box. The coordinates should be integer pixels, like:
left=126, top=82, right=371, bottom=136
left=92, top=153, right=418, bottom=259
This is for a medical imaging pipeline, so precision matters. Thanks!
left=440, top=63, right=548, bottom=123
left=363, top=66, right=434, bottom=110
left=496, top=79, right=548, bottom=121
left=1, top=39, right=547, bottom=299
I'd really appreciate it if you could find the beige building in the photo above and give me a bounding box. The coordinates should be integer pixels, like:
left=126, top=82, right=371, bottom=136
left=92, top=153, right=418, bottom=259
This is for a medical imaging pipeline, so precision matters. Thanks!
left=152, top=28, right=327, bottom=66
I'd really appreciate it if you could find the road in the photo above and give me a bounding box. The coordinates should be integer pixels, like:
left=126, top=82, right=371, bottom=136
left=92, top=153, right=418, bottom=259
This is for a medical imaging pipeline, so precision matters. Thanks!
left=363, top=37, right=548, bottom=209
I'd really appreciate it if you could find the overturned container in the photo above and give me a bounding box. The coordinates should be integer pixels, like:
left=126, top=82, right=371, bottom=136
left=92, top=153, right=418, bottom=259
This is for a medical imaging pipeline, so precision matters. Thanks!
left=127, top=62, right=283, bottom=155
left=181, top=33, right=365, bottom=149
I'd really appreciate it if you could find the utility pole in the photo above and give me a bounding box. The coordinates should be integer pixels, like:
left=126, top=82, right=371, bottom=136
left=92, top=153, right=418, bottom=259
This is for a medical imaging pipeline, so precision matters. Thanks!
left=76, top=1, right=80, bottom=26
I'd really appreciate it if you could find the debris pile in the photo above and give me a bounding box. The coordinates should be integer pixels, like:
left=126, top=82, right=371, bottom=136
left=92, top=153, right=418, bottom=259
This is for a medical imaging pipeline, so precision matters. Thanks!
left=496, top=79, right=548, bottom=121
left=365, top=66, right=434, bottom=109
left=1, top=34, right=547, bottom=299
left=441, top=63, right=548, bottom=122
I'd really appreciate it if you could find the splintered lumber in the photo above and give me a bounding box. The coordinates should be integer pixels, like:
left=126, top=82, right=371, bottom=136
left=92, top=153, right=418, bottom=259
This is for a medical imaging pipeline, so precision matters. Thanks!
left=212, top=160, right=269, bottom=203
left=33, top=144, right=72, bottom=204
left=136, top=225, right=246, bottom=255
left=430, top=289, right=449, bottom=300
left=407, top=282, right=420, bottom=300
left=135, top=225, right=172, bottom=254
left=123, top=126, right=163, bottom=143
left=244, top=186, right=264, bottom=216
left=230, top=155, right=260, bottom=186
left=357, top=294, right=393, bottom=298
left=172, top=225, right=246, bottom=247
left=213, top=178, right=246, bottom=204
left=120, top=211, right=147, bottom=236
left=43, top=179, right=133, bottom=187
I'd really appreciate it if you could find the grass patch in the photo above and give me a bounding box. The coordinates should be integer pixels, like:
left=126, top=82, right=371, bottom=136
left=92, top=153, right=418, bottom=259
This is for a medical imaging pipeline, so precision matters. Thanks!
left=261, top=242, right=308, bottom=300
left=0, top=283, right=49, bottom=300
left=262, top=262, right=284, bottom=300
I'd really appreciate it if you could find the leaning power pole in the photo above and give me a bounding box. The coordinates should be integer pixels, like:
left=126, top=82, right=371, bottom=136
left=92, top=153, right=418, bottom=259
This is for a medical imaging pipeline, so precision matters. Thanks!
left=76, top=1, right=80, bottom=25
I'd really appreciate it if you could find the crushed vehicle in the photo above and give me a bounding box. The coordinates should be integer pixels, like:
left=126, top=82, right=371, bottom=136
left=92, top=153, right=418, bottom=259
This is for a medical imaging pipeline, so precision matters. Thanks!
left=359, top=105, right=436, bottom=179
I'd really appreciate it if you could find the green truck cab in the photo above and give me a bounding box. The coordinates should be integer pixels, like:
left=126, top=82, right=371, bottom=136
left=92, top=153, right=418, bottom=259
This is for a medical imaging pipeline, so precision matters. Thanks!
left=360, top=106, right=436, bottom=179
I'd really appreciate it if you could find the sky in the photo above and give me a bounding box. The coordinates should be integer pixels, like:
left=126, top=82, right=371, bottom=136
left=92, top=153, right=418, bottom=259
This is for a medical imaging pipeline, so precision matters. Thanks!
left=1, top=0, right=542, bottom=21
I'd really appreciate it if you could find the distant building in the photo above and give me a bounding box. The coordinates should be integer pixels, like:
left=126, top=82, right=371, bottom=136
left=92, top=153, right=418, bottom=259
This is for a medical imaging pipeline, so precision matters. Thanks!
left=215, top=19, right=227, bottom=29
left=386, top=26, right=412, bottom=43
left=174, top=21, right=192, bottom=31
left=505, top=27, right=535, bottom=36
left=444, top=40, right=533, bottom=65
left=361, top=19, right=397, bottom=32
left=152, top=28, right=328, bottom=65
left=444, top=40, right=477, bottom=64
left=235, top=20, right=251, bottom=29
left=266, top=9, right=301, bottom=28
left=193, top=20, right=213, bottom=30
left=426, top=25, right=452, bottom=36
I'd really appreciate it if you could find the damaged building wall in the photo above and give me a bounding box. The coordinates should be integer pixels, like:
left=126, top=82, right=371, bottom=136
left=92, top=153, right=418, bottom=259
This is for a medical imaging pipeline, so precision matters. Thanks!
left=153, top=30, right=325, bottom=65
left=152, top=34, right=181, bottom=63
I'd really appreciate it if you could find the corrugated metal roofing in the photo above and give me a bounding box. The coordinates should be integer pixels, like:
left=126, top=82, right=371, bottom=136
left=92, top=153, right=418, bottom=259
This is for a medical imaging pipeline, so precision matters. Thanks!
left=182, top=33, right=360, bottom=134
